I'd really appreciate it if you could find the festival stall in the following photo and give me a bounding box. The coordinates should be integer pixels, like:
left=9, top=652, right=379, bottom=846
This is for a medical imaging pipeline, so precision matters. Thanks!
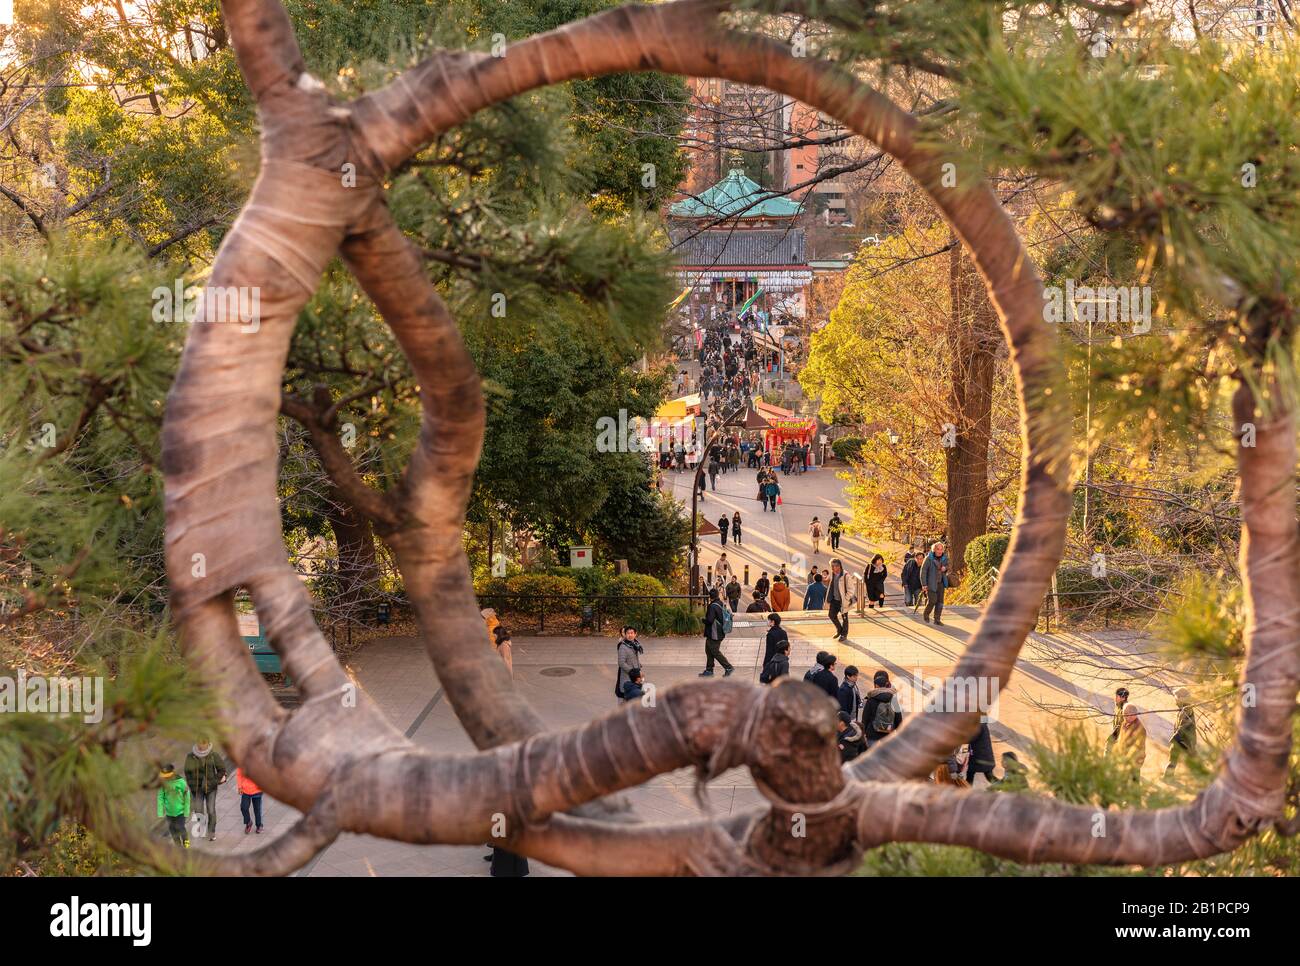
left=755, top=400, right=819, bottom=465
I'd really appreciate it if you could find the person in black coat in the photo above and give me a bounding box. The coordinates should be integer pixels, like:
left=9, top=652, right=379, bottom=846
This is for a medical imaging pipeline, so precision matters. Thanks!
left=863, top=670, right=903, bottom=746
left=700, top=589, right=734, bottom=677
left=837, top=665, right=863, bottom=721
left=806, top=650, right=839, bottom=697
left=760, top=638, right=790, bottom=684
left=863, top=554, right=888, bottom=611
left=761, top=613, right=789, bottom=667
left=900, top=551, right=922, bottom=607
left=966, top=721, right=998, bottom=784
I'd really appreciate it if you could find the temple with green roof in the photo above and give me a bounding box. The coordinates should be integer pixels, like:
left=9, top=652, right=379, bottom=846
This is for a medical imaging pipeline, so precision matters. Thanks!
left=668, top=168, right=811, bottom=325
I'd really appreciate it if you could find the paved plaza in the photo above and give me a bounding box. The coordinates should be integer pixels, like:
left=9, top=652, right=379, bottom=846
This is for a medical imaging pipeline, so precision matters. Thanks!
left=186, top=464, right=1192, bottom=876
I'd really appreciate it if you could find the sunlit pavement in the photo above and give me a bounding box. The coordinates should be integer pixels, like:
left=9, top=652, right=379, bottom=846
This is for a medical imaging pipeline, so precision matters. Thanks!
left=186, top=465, right=1190, bottom=875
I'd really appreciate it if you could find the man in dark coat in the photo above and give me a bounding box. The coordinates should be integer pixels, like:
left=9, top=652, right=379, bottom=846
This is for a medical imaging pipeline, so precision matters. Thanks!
left=761, top=613, right=789, bottom=668
left=805, top=650, right=839, bottom=697
left=863, top=670, right=903, bottom=747
left=837, top=665, right=863, bottom=721
left=966, top=721, right=998, bottom=784
left=901, top=551, right=922, bottom=607
left=700, top=589, right=734, bottom=677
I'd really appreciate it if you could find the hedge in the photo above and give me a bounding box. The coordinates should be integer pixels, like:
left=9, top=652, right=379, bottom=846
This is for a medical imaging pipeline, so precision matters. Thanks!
left=964, top=533, right=1010, bottom=603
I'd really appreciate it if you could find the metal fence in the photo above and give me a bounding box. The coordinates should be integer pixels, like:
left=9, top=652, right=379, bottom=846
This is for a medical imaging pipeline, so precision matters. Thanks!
left=475, top=593, right=708, bottom=634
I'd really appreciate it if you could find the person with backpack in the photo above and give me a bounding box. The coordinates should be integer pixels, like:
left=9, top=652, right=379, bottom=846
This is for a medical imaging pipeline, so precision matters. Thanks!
left=863, top=670, right=903, bottom=747
left=836, top=711, right=865, bottom=762
left=802, top=571, right=828, bottom=610
left=804, top=650, right=839, bottom=697
left=157, top=763, right=192, bottom=848
left=184, top=739, right=227, bottom=842
left=616, top=625, right=643, bottom=700
left=718, top=513, right=730, bottom=546
left=828, top=512, right=844, bottom=550
left=760, top=638, right=791, bottom=684
left=699, top=588, right=734, bottom=677
left=809, top=517, right=823, bottom=555
left=837, top=665, right=864, bottom=721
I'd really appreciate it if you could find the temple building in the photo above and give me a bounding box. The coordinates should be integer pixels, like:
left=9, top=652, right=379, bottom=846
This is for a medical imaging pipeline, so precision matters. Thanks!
left=667, top=167, right=811, bottom=326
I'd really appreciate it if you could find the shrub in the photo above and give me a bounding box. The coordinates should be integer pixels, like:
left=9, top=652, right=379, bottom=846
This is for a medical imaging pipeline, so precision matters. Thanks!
left=504, top=572, right=582, bottom=612
left=964, top=533, right=1010, bottom=601
left=552, top=564, right=613, bottom=599
left=606, top=572, right=668, bottom=616
left=831, top=435, right=867, bottom=463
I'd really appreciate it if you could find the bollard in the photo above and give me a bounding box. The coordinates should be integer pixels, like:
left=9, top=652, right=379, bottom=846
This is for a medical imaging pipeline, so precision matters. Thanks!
left=743, top=564, right=750, bottom=585
left=706, top=566, right=713, bottom=587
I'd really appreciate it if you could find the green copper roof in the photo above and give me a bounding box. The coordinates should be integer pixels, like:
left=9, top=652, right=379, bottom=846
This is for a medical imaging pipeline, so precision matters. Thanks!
left=670, top=168, right=803, bottom=219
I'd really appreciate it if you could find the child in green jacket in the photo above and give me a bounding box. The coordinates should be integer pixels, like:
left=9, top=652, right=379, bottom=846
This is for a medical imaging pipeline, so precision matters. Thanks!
left=157, top=764, right=192, bottom=847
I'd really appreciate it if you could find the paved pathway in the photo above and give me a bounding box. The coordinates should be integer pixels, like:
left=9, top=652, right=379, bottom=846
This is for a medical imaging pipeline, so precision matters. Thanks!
left=175, top=465, right=1191, bottom=876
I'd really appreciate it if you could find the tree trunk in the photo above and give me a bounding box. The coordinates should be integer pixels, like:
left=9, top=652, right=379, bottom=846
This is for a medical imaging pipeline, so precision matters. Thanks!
left=325, top=484, right=379, bottom=620
left=942, top=237, right=997, bottom=582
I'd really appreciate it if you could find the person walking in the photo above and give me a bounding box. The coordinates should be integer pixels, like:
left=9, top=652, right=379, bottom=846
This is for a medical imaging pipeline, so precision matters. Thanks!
left=1106, top=687, right=1130, bottom=754
left=731, top=511, right=743, bottom=546
left=760, top=637, right=791, bottom=684
left=966, top=721, right=998, bottom=785
left=725, top=575, right=742, bottom=613
left=764, top=476, right=781, bottom=511
left=237, top=766, right=265, bottom=835
left=699, top=588, right=735, bottom=677
left=769, top=571, right=791, bottom=611
left=755, top=571, right=771, bottom=600
left=901, top=550, right=922, bottom=607
left=615, top=625, right=643, bottom=700
left=718, top=514, right=730, bottom=546
left=809, top=517, right=823, bottom=555
left=863, top=670, right=903, bottom=748
left=826, top=558, right=852, bottom=641
left=715, top=552, right=734, bottom=584
left=864, top=553, right=888, bottom=612
left=836, top=711, right=865, bottom=762
left=184, top=739, right=227, bottom=842
left=760, top=612, right=789, bottom=670
left=1116, top=703, right=1148, bottom=782
left=804, top=650, right=839, bottom=697
left=620, top=667, right=647, bottom=703
left=837, top=665, right=863, bottom=721
left=708, top=455, right=720, bottom=491
left=828, top=512, right=844, bottom=551
left=157, top=763, right=191, bottom=848
left=920, top=542, right=950, bottom=625
left=493, top=626, right=514, bottom=675
left=1164, top=688, right=1198, bottom=780
left=802, top=571, right=828, bottom=610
